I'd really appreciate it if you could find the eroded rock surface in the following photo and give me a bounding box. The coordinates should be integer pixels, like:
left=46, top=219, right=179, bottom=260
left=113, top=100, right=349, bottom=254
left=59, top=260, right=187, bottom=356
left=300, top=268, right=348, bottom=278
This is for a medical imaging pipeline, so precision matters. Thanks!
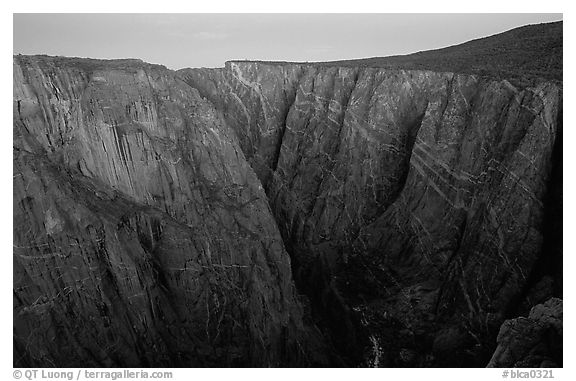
left=179, top=61, right=562, bottom=366
left=487, top=298, right=562, bottom=367
left=13, top=47, right=562, bottom=367
left=13, top=56, right=327, bottom=367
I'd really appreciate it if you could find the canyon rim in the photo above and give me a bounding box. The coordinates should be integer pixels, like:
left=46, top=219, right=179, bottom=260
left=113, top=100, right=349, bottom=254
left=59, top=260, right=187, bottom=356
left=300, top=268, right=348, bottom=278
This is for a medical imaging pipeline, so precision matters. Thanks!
left=13, top=18, right=562, bottom=368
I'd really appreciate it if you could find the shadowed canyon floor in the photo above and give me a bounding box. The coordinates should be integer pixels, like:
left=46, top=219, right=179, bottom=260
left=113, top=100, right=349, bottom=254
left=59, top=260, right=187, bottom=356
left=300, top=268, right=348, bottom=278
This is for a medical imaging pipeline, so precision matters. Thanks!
left=13, top=22, right=562, bottom=367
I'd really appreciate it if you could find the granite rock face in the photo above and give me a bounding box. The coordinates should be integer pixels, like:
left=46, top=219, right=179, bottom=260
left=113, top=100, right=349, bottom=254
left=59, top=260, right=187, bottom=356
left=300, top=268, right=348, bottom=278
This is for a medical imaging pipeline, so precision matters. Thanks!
left=13, top=53, right=562, bottom=367
left=179, top=61, right=562, bottom=366
left=13, top=56, right=327, bottom=367
left=487, top=298, right=562, bottom=367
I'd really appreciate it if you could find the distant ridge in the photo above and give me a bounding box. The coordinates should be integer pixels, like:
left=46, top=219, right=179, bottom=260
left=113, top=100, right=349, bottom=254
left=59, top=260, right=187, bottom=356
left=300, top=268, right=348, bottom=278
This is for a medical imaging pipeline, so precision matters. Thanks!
left=230, top=21, right=562, bottom=86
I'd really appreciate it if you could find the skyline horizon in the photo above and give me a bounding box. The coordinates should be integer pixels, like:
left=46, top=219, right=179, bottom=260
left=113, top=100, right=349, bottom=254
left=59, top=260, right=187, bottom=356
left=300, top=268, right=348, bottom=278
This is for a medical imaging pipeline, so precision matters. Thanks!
left=13, top=14, right=562, bottom=70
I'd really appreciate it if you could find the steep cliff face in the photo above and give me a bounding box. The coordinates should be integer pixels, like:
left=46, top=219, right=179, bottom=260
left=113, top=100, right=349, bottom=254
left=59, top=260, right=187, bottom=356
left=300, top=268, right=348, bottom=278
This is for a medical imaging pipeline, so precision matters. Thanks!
left=13, top=50, right=562, bottom=367
left=179, top=62, right=562, bottom=366
left=13, top=56, right=327, bottom=367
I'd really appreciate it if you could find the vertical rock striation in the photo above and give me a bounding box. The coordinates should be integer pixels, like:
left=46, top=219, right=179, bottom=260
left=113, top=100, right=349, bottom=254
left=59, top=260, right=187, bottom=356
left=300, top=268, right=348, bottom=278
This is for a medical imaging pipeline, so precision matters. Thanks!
left=13, top=34, right=562, bottom=365
left=179, top=61, right=562, bottom=366
left=13, top=56, right=327, bottom=367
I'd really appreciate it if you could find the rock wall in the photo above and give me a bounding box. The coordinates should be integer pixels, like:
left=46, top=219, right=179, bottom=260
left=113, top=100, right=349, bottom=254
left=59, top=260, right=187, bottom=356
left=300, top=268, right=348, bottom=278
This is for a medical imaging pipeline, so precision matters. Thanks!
left=13, top=56, right=327, bottom=367
left=487, top=298, right=562, bottom=367
left=13, top=55, right=562, bottom=367
left=179, top=61, right=562, bottom=366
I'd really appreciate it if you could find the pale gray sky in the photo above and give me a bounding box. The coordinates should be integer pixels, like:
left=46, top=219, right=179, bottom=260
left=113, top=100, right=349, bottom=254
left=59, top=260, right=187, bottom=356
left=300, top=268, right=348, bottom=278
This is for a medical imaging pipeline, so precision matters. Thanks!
left=13, top=14, right=562, bottom=69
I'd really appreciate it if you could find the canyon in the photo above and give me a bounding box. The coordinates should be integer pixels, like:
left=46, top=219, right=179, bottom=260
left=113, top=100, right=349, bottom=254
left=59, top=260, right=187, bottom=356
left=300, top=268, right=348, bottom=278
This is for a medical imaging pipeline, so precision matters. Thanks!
left=13, top=22, right=562, bottom=367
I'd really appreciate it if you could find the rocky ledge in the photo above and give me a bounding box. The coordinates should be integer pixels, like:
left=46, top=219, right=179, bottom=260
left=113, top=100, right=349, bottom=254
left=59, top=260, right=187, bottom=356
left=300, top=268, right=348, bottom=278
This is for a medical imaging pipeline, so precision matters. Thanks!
left=488, top=298, right=562, bottom=367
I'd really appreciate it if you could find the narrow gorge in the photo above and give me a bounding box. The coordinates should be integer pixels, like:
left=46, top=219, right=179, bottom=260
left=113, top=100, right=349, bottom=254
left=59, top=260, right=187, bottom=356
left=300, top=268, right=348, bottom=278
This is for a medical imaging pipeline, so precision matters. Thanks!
left=13, top=22, right=562, bottom=368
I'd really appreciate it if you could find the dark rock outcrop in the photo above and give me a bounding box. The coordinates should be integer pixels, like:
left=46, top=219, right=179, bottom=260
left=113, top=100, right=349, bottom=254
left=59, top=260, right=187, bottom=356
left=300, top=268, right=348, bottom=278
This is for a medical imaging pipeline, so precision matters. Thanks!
left=487, top=298, right=562, bottom=367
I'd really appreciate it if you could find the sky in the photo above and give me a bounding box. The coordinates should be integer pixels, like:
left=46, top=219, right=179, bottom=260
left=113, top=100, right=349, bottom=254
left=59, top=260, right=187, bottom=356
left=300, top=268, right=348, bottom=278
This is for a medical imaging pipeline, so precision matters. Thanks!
left=13, top=13, right=562, bottom=70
